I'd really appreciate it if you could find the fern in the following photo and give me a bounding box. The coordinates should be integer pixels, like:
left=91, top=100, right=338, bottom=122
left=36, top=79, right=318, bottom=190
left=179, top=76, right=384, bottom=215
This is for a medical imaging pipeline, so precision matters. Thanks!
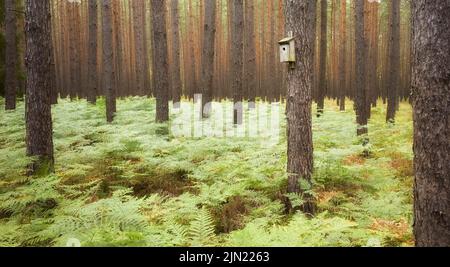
left=189, top=208, right=216, bottom=247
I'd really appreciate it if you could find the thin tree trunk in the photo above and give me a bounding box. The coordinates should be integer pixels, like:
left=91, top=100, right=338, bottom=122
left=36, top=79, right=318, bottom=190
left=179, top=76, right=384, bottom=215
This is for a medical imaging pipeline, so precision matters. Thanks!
left=132, top=0, right=146, bottom=96
left=151, top=0, right=170, bottom=123
left=338, top=0, right=346, bottom=111
left=170, top=0, right=182, bottom=106
left=386, top=0, right=400, bottom=123
left=412, top=0, right=450, bottom=247
left=87, top=0, right=98, bottom=104
left=317, top=0, right=327, bottom=116
left=231, top=0, right=244, bottom=125
left=5, top=0, right=17, bottom=110
left=355, top=0, right=368, bottom=138
left=245, top=0, right=257, bottom=109
left=201, top=0, right=217, bottom=118
left=102, top=0, right=116, bottom=123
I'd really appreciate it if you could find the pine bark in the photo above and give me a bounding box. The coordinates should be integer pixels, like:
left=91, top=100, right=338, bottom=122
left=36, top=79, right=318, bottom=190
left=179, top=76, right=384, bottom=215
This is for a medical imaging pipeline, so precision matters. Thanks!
left=338, top=0, right=346, bottom=111
left=25, top=0, right=54, bottom=174
left=132, top=0, right=146, bottom=96
left=355, top=0, right=368, bottom=137
left=412, top=0, right=450, bottom=247
left=170, top=0, right=182, bottom=105
left=102, top=0, right=116, bottom=123
left=87, top=0, right=98, bottom=104
left=201, top=0, right=217, bottom=118
left=245, top=0, right=257, bottom=108
left=285, top=0, right=315, bottom=214
left=231, top=0, right=244, bottom=125
left=317, top=0, right=327, bottom=116
left=151, top=0, right=170, bottom=123
left=5, top=0, right=17, bottom=110
left=386, top=0, right=400, bottom=123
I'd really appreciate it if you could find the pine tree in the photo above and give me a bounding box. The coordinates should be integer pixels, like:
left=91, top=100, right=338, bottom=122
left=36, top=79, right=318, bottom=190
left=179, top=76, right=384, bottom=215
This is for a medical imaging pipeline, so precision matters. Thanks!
left=102, top=0, right=116, bottom=123
left=25, top=0, right=55, bottom=174
left=412, top=0, right=450, bottom=247
left=285, top=0, right=316, bottom=214
left=4, top=0, right=17, bottom=110
left=151, top=0, right=170, bottom=123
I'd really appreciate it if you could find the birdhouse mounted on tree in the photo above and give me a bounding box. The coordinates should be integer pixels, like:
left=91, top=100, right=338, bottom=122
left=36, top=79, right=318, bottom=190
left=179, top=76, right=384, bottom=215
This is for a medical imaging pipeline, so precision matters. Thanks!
left=278, top=36, right=296, bottom=63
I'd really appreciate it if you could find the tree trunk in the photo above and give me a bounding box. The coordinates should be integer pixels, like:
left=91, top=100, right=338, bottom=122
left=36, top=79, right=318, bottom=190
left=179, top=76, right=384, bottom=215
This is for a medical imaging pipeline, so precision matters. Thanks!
left=201, top=0, right=217, bottom=118
left=245, top=0, right=257, bottom=108
left=231, top=0, right=244, bottom=125
left=132, top=0, right=146, bottom=96
left=317, top=0, right=327, bottom=116
left=151, top=0, right=170, bottom=123
left=25, top=0, right=54, bottom=174
left=170, top=0, right=182, bottom=106
left=102, top=0, right=116, bottom=123
left=87, top=0, right=98, bottom=104
left=338, top=0, right=346, bottom=111
left=386, top=0, right=400, bottom=123
left=412, top=0, right=450, bottom=247
left=5, top=0, right=17, bottom=110
left=285, top=0, right=315, bottom=215
left=355, top=0, right=368, bottom=137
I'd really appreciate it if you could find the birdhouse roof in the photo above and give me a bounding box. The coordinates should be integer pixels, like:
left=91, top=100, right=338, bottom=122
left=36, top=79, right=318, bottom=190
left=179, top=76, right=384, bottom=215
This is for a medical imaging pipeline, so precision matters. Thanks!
left=278, top=37, right=295, bottom=44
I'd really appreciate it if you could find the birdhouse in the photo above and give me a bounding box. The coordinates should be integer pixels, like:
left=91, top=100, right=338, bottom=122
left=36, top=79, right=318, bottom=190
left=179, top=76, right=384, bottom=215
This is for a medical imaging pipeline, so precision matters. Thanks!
left=278, top=36, right=296, bottom=63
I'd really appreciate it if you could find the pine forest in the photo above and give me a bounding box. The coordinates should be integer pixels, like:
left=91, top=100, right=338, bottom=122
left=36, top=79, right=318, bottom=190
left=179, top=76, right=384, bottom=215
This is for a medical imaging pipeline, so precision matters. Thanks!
left=0, top=0, right=448, bottom=248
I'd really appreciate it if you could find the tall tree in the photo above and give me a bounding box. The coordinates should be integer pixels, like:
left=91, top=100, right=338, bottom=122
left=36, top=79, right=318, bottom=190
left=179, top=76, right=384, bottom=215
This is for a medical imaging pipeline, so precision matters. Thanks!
left=317, top=0, right=327, bottom=116
left=4, top=0, right=17, bottom=110
left=201, top=0, right=217, bottom=118
left=151, top=0, right=170, bottom=123
left=231, top=0, right=244, bottom=125
left=244, top=0, right=257, bottom=108
left=412, top=0, right=450, bottom=247
left=25, top=0, right=54, bottom=174
left=132, top=0, right=146, bottom=96
left=338, top=0, right=346, bottom=111
left=87, top=0, right=98, bottom=104
left=285, top=0, right=315, bottom=214
left=102, top=0, right=116, bottom=123
left=354, top=0, right=368, bottom=137
left=170, top=0, right=182, bottom=106
left=386, top=0, right=400, bottom=123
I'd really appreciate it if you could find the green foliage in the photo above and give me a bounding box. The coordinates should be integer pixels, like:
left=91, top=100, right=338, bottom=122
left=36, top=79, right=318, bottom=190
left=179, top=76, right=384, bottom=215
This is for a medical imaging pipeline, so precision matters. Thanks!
left=0, top=98, right=414, bottom=247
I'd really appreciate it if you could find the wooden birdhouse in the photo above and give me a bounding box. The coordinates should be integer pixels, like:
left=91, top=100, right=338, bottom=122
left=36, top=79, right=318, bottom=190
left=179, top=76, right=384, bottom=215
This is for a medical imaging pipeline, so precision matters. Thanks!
left=278, top=36, right=296, bottom=63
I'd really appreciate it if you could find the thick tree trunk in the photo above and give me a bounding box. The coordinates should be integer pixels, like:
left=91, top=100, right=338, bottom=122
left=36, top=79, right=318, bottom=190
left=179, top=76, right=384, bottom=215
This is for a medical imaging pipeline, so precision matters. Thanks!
left=317, top=0, right=327, bottom=116
left=355, top=0, right=368, bottom=137
left=25, top=0, right=54, bottom=174
left=412, top=0, right=450, bottom=247
left=151, top=0, right=170, bottom=123
left=231, top=0, right=244, bottom=125
left=285, top=0, right=315, bottom=215
left=170, top=0, right=182, bottom=106
left=386, top=0, right=400, bottom=123
left=87, top=0, right=98, bottom=104
left=201, top=0, right=217, bottom=118
left=5, top=0, right=17, bottom=110
left=102, top=0, right=116, bottom=123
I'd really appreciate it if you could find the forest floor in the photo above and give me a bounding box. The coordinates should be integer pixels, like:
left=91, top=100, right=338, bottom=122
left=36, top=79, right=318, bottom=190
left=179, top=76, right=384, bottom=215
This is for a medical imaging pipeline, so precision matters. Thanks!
left=0, top=97, right=414, bottom=247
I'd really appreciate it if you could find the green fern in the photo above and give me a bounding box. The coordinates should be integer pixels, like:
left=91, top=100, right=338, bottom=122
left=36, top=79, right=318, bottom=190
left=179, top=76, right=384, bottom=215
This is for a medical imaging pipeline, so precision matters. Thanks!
left=189, top=208, right=216, bottom=247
